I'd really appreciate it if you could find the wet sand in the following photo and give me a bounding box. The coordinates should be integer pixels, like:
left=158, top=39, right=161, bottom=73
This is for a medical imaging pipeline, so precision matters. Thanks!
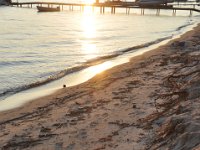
left=0, top=24, right=200, bottom=150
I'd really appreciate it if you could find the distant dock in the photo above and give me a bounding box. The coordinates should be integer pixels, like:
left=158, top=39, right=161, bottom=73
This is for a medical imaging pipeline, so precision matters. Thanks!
left=10, top=1, right=200, bottom=16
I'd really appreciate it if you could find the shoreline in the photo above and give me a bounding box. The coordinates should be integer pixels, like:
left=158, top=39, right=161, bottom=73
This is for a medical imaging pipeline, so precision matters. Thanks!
left=0, top=21, right=198, bottom=112
left=0, top=24, right=199, bottom=149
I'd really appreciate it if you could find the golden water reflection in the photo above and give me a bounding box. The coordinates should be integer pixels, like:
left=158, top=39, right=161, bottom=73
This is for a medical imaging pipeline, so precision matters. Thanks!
left=81, top=9, right=98, bottom=60
left=87, top=61, right=113, bottom=75
left=82, top=42, right=98, bottom=59
left=81, top=10, right=96, bottom=38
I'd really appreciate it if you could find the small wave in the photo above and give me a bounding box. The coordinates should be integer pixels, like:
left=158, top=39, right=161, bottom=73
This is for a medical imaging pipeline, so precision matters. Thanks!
left=0, top=35, right=174, bottom=100
left=118, top=36, right=172, bottom=54
left=176, top=21, right=193, bottom=32
left=0, top=19, right=196, bottom=100
left=0, top=65, right=87, bottom=100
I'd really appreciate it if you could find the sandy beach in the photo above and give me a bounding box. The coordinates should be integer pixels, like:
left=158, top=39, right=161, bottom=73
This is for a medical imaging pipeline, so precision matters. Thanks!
left=0, top=24, right=200, bottom=150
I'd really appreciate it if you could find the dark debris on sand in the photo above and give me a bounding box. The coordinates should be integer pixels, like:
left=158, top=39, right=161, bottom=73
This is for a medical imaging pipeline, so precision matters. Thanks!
left=143, top=37, right=200, bottom=150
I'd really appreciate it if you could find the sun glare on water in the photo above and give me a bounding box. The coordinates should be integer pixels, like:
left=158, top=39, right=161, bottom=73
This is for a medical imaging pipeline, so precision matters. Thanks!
left=81, top=10, right=99, bottom=59
left=88, top=61, right=114, bottom=75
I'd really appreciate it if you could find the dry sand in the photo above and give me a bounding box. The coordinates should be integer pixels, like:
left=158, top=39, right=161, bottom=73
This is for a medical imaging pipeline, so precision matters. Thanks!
left=0, top=24, right=200, bottom=150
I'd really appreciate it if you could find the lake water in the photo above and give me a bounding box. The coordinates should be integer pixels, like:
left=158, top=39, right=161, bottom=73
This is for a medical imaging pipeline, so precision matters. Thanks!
left=0, top=5, right=199, bottom=100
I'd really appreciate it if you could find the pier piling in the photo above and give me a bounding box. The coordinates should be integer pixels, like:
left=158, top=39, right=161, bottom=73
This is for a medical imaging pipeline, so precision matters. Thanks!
left=10, top=2, right=200, bottom=16
left=190, top=10, right=193, bottom=16
left=156, top=9, right=160, bottom=15
left=141, top=8, right=145, bottom=15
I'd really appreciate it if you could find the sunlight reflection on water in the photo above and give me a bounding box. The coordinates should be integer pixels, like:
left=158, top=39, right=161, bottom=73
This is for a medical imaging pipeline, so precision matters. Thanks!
left=0, top=6, right=199, bottom=111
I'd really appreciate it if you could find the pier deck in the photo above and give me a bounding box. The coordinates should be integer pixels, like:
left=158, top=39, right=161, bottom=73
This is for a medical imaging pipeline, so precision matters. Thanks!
left=10, top=1, right=200, bottom=15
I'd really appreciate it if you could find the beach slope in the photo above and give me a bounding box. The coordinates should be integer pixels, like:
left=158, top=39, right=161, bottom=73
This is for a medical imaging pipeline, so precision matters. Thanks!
left=0, top=24, right=200, bottom=150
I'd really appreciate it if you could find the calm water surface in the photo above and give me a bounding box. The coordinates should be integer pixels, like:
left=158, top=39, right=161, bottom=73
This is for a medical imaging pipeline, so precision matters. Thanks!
left=0, top=6, right=199, bottom=99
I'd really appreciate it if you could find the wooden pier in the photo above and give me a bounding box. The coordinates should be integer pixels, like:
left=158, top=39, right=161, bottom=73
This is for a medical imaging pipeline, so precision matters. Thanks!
left=10, top=1, right=200, bottom=16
